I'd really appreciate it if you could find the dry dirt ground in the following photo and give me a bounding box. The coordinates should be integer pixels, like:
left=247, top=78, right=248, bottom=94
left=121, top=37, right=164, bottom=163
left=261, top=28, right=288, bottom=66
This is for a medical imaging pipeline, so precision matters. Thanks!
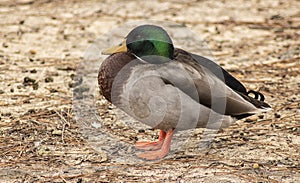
left=0, top=0, right=300, bottom=182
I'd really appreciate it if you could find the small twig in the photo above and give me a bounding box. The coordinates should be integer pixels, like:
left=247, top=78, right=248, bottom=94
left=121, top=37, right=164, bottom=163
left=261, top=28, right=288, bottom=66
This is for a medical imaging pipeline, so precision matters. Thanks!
left=59, top=174, right=69, bottom=183
left=18, top=142, right=29, bottom=157
left=208, top=161, right=239, bottom=168
left=55, top=110, right=70, bottom=143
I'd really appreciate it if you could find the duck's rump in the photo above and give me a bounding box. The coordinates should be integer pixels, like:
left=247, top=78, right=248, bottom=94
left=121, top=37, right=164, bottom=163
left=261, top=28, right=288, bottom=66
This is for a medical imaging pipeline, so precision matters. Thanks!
left=173, top=48, right=271, bottom=112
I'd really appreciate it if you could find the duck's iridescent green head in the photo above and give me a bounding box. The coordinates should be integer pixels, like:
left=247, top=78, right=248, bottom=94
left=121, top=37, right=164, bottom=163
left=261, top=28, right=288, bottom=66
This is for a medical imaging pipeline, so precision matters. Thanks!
left=126, top=25, right=174, bottom=62
left=102, top=25, right=174, bottom=64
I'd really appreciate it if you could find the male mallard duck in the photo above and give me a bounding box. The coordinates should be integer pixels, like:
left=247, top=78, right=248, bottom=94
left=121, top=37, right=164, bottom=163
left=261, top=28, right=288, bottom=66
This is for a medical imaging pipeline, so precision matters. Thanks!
left=98, top=24, right=271, bottom=160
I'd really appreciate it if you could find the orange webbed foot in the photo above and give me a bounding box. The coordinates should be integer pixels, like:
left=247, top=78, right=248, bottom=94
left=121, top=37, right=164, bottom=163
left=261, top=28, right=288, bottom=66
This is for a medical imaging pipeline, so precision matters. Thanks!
left=136, top=129, right=174, bottom=160
left=135, top=130, right=166, bottom=151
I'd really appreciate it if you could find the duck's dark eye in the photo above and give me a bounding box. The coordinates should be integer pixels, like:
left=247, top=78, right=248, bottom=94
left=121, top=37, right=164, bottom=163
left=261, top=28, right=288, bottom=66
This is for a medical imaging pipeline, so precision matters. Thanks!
left=143, top=40, right=155, bottom=49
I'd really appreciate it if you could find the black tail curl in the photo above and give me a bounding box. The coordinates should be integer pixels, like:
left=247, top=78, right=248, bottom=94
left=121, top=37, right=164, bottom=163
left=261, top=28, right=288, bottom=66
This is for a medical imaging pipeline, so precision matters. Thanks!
left=237, top=90, right=271, bottom=109
left=247, top=90, right=265, bottom=101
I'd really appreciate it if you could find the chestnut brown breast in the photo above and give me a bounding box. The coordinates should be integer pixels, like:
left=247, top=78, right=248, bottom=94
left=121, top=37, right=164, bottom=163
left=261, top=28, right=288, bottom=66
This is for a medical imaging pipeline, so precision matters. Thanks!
left=98, top=52, right=136, bottom=102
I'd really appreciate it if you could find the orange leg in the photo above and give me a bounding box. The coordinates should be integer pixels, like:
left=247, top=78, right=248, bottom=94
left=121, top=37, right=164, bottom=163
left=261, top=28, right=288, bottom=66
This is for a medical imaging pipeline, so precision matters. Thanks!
left=136, top=129, right=175, bottom=160
left=135, top=130, right=166, bottom=151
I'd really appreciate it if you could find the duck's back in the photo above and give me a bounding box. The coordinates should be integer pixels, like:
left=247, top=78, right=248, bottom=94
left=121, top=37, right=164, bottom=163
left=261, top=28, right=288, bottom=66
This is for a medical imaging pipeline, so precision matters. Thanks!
left=174, top=48, right=247, bottom=94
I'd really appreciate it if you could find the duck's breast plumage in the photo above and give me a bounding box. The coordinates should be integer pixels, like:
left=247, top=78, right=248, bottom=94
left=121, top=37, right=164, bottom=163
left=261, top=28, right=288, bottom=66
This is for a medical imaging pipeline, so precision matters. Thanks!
left=98, top=52, right=135, bottom=102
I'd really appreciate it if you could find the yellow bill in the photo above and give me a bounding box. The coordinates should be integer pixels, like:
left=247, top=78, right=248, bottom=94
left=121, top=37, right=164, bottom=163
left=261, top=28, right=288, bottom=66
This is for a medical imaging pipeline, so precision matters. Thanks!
left=101, top=39, right=127, bottom=55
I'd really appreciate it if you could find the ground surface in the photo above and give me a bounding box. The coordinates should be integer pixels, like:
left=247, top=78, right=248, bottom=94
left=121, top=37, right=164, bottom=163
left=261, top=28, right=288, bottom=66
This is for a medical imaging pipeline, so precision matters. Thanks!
left=0, top=0, right=300, bottom=182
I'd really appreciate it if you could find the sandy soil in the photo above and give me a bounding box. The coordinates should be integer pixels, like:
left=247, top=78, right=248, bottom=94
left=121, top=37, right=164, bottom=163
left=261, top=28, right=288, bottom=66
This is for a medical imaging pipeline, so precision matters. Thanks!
left=0, top=0, right=299, bottom=182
